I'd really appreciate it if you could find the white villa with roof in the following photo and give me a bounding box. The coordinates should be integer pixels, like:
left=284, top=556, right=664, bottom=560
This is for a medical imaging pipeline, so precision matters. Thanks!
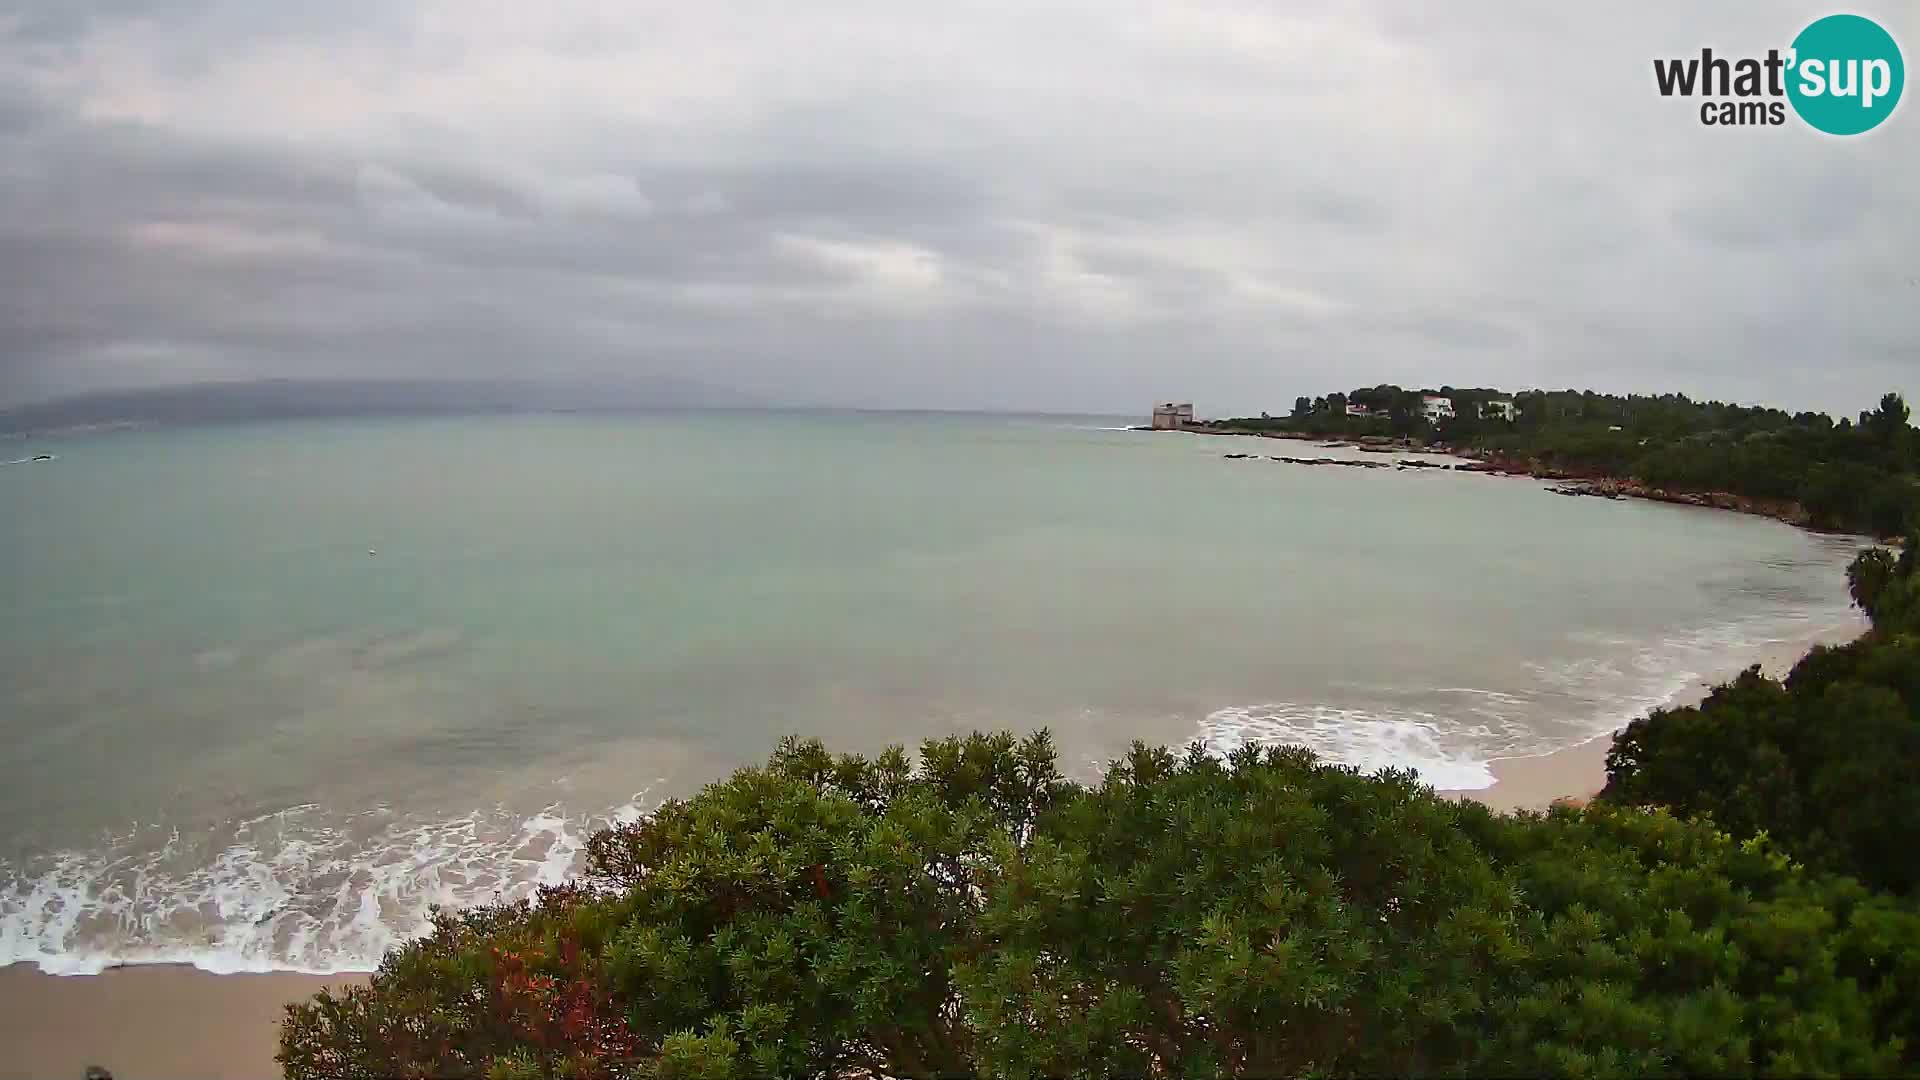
left=1421, top=395, right=1455, bottom=423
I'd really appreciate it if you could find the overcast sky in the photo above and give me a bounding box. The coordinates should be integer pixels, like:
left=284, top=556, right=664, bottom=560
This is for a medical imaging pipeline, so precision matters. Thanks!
left=1, top=1, right=1914, bottom=416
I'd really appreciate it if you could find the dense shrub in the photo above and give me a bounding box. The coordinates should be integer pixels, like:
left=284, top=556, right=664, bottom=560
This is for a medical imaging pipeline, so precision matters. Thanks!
left=1603, top=538, right=1920, bottom=895
left=283, top=732, right=1920, bottom=1078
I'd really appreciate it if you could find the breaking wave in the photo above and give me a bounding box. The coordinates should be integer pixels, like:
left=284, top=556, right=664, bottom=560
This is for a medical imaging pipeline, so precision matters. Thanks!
left=0, top=795, right=653, bottom=976
left=1196, top=605, right=1863, bottom=791
left=1200, top=702, right=1500, bottom=789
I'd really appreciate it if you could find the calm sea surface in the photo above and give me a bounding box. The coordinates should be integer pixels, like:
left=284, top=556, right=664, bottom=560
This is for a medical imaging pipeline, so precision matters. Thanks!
left=0, top=412, right=1867, bottom=972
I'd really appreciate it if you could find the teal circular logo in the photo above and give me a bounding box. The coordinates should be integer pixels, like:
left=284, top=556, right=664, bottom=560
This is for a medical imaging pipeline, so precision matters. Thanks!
left=1787, top=14, right=1904, bottom=135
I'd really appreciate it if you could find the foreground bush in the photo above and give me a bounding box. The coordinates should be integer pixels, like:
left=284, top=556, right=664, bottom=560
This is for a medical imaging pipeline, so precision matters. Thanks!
left=282, top=732, right=1920, bottom=1078
left=1603, top=537, right=1920, bottom=894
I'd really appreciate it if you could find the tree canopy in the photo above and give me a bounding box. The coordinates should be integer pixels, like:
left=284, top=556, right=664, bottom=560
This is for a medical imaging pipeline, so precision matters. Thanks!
left=1209, top=388, right=1919, bottom=537
left=283, top=728, right=1920, bottom=1078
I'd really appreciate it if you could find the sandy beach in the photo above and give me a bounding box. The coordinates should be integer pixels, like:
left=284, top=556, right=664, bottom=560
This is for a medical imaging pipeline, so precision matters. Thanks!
left=0, top=965, right=363, bottom=1080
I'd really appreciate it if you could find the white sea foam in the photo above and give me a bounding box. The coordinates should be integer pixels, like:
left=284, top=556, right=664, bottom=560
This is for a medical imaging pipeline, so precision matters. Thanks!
left=1199, top=702, right=1501, bottom=789
left=1196, top=605, right=1864, bottom=793
left=0, top=792, right=654, bottom=976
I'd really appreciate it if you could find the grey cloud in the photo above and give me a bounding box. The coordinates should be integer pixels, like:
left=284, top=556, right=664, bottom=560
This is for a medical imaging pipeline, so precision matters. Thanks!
left=0, top=0, right=1915, bottom=415
left=1379, top=312, right=1522, bottom=352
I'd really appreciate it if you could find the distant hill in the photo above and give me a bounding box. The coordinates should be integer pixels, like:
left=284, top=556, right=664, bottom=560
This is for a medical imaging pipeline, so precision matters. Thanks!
left=0, top=377, right=764, bottom=436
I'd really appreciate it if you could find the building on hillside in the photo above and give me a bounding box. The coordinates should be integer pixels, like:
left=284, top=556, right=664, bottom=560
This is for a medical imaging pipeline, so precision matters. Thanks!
left=1345, top=403, right=1376, bottom=418
left=1421, top=395, right=1456, bottom=423
left=1151, top=402, right=1195, bottom=430
left=1480, top=398, right=1518, bottom=422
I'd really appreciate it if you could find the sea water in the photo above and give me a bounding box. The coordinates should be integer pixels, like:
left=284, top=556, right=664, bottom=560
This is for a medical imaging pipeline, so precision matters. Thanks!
left=0, top=411, right=1866, bottom=973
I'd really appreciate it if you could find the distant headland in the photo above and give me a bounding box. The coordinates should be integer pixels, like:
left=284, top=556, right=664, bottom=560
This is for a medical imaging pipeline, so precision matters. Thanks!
left=1140, top=385, right=1917, bottom=539
left=0, top=377, right=761, bottom=438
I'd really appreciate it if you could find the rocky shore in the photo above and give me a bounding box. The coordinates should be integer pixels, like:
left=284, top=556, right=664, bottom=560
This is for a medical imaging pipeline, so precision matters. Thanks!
left=1460, top=452, right=1815, bottom=527
left=1165, top=426, right=1820, bottom=532
left=1222, top=452, right=1450, bottom=472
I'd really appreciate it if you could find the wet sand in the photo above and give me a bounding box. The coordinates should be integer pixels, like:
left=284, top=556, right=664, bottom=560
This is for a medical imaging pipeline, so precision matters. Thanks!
left=0, top=964, right=364, bottom=1080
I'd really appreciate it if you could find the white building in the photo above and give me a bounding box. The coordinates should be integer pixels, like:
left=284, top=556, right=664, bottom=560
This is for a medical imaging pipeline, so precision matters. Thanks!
left=1345, top=403, right=1375, bottom=418
left=1480, top=398, right=1518, bottom=422
left=1151, top=402, right=1195, bottom=430
left=1421, top=395, right=1455, bottom=423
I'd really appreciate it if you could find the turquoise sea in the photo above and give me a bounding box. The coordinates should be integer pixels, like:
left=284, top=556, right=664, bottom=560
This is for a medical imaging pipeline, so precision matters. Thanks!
left=0, top=412, right=1867, bottom=973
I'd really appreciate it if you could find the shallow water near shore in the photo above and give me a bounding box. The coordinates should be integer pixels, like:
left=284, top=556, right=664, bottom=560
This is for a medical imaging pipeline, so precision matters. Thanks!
left=0, top=411, right=1867, bottom=974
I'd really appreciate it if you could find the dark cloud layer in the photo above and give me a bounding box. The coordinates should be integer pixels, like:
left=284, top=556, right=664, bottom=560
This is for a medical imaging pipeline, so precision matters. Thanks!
left=1, top=1, right=1914, bottom=415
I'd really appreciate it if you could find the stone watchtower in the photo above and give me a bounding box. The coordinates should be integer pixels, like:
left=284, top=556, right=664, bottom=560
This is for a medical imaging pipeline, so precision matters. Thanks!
left=1151, top=402, right=1194, bottom=430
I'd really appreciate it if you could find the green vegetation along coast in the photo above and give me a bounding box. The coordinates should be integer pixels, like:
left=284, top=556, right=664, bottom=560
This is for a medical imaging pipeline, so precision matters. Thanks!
left=1198, top=388, right=1919, bottom=538
left=281, top=528, right=1920, bottom=1078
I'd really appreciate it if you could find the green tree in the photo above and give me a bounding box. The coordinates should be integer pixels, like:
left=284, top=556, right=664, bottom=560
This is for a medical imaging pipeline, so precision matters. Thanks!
left=285, top=734, right=1920, bottom=1078
left=1850, top=547, right=1901, bottom=619
left=1604, top=542, right=1920, bottom=895
left=1866, top=393, right=1910, bottom=445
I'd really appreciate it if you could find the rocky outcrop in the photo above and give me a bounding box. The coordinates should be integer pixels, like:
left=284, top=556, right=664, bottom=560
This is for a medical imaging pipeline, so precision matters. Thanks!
left=1457, top=452, right=1815, bottom=528
left=1188, top=427, right=1325, bottom=441
left=1611, top=483, right=1810, bottom=525
left=1200, top=432, right=1822, bottom=532
left=1219, top=453, right=1473, bottom=472
left=1226, top=454, right=1396, bottom=469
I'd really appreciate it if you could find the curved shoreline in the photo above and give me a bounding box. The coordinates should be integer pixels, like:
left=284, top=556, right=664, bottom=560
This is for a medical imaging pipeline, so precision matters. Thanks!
left=1439, top=618, right=1865, bottom=811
